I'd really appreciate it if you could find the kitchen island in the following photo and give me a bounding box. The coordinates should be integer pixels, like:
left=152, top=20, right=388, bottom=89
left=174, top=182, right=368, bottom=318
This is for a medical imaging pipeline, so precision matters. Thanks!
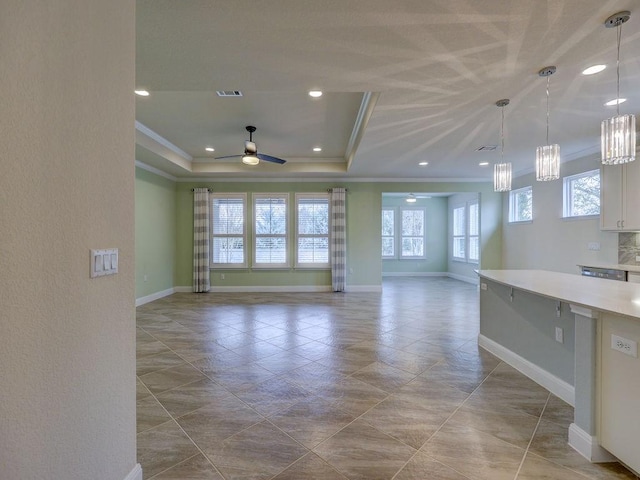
left=477, top=270, right=640, bottom=474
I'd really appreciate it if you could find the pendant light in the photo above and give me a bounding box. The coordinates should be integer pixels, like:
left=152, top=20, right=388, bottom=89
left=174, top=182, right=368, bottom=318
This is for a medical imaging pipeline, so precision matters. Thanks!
left=405, top=193, right=417, bottom=203
left=494, top=99, right=512, bottom=192
left=536, top=66, right=560, bottom=181
left=601, top=11, right=635, bottom=165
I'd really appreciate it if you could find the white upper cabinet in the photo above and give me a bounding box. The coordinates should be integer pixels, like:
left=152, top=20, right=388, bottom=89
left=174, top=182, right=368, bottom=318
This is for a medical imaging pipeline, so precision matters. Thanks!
left=601, top=158, right=640, bottom=231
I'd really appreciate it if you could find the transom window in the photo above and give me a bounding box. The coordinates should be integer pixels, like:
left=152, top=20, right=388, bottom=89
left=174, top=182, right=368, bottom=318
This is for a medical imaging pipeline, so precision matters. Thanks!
left=563, top=169, right=600, bottom=218
left=509, top=186, right=533, bottom=223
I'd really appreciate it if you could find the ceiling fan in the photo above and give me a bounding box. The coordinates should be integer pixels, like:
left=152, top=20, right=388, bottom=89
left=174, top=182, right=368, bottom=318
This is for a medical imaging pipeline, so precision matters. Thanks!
left=216, top=126, right=287, bottom=166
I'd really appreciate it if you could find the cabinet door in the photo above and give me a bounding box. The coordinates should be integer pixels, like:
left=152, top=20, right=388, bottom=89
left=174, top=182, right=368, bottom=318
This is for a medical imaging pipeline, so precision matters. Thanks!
left=600, top=165, right=623, bottom=230
left=622, top=161, right=640, bottom=230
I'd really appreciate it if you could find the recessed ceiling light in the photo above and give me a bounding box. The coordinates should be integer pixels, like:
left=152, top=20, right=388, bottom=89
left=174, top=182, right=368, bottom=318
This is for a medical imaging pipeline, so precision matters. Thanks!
left=205, top=147, right=215, bottom=152
left=418, top=161, right=428, bottom=166
left=308, top=90, right=323, bottom=98
left=135, top=89, right=150, bottom=96
left=605, top=98, right=627, bottom=106
left=582, top=65, right=606, bottom=75
left=313, top=147, right=322, bottom=152
left=479, top=162, right=489, bottom=166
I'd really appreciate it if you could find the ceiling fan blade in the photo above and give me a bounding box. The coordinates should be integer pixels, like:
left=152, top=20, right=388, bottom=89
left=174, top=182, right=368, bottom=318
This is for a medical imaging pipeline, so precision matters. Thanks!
left=257, top=153, right=287, bottom=164
left=214, top=154, right=242, bottom=159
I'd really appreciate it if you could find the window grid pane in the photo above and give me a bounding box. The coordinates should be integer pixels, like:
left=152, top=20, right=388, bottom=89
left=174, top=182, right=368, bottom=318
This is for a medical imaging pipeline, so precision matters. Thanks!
left=400, top=209, right=425, bottom=258
left=510, top=187, right=532, bottom=222
left=565, top=170, right=600, bottom=217
left=211, top=195, right=246, bottom=266
left=296, top=195, right=330, bottom=266
left=255, top=195, right=288, bottom=266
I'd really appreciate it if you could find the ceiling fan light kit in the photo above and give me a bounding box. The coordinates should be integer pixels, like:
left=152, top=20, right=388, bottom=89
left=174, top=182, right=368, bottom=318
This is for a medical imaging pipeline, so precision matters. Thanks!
left=601, top=11, right=635, bottom=165
left=216, top=125, right=287, bottom=166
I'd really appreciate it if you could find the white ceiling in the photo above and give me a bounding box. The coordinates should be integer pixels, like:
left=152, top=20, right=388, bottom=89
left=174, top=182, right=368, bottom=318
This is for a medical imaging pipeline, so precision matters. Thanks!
left=135, top=0, right=640, bottom=181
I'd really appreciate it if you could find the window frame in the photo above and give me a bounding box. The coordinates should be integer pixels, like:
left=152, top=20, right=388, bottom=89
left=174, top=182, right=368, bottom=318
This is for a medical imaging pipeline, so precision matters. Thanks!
left=252, top=193, right=290, bottom=269
left=381, top=206, right=427, bottom=260
left=210, top=193, right=248, bottom=269
left=451, top=201, right=480, bottom=264
left=563, top=169, right=601, bottom=219
left=508, top=186, right=533, bottom=223
left=381, top=208, right=396, bottom=259
left=468, top=201, right=480, bottom=264
left=452, top=205, right=466, bottom=261
left=295, top=193, right=331, bottom=269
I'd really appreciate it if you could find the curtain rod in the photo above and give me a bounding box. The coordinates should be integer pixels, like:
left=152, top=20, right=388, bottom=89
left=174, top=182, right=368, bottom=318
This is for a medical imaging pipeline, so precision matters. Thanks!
left=191, top=188, right=212, bottom=192
left=326, top=188, right=348, bottom=192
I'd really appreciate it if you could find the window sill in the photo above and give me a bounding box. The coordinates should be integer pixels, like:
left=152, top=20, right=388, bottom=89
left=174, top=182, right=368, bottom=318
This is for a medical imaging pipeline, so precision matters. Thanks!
left=210, top=265, right=248, bottom=270
left=562, top=214, right=599, bottom=221
left=508, top=220, right=533, bottom=225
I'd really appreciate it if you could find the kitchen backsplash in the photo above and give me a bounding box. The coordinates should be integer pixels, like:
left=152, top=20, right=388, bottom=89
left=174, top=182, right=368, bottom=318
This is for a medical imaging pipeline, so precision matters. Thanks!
left=619, top=232, right=640, bottom=265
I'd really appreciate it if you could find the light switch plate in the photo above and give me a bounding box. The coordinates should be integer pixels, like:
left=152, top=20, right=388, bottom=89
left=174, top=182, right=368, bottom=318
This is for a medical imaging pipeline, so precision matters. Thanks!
left=91, top=248, right=118, bottom=278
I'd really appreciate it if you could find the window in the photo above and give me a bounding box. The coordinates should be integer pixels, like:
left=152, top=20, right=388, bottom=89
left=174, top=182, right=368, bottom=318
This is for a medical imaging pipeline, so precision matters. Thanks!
left=401, top=209, right=425, bottom=258
left=253, top=194, right=288, bottom=267
left=211, top=194, right=247, bottom=267
left=468, top=202, right=479, bottom=263
left=563, top=169, right=600, bottom=218
left=295, top=194, right=330, bottom=267
left=381, top=209, right=395, bottom=258
left=452, top=206, right=466, bottom=260
left=452, top=201, right=479, bottom=263
left=509, top=186, right=533, bottom=223
left=381, top=206, right=426, bottom=259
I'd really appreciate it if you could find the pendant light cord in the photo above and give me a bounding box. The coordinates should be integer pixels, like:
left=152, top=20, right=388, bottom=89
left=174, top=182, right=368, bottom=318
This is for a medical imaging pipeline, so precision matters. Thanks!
left=501, top=106, right=505, bottom=162
left=616, top=24, right=622, bottom=116
left=545, top=76, right=550, bottom=145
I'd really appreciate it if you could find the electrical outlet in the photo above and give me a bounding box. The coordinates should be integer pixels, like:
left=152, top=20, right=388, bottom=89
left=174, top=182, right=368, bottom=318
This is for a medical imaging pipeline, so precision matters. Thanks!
left=480, top=283, right=487, bottom=291
left=587, top=242, right=601, bottom=251
left=636, top=255, right=640, bottom=262
left=221, top=273, right=225, bottom=280
left=144, top=274, right=148, bottom=282
left=555, top=327, right=564, bottom=344
left=611, top=334, right=638, bottom=357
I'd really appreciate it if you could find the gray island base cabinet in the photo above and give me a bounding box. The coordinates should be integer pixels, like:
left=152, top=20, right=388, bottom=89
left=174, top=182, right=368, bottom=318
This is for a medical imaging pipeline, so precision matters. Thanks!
left=477, top=270, right=640, bottom=475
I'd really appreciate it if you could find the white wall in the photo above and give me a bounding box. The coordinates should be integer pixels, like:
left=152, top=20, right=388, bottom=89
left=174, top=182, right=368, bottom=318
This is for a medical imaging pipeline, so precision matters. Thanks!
left=0, top=2, right=137, bottom=480
left=502, top=155, right=618, bottom=274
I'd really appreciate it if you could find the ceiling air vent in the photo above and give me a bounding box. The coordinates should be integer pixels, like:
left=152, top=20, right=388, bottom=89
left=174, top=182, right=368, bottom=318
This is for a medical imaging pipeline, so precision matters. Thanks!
left=216, top=90, right=243, bottom=97
left=476, top=145, right=498, bottom=151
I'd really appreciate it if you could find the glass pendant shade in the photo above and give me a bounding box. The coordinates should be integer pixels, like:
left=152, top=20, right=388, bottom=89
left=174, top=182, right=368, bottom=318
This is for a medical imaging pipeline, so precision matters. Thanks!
left=601, top=114, right=636, bottom=165
left=242, top=154, right=260, bottom=165
left=536, top=144, right=560, bottom=180
left=494, top=162, right=512, bottom=192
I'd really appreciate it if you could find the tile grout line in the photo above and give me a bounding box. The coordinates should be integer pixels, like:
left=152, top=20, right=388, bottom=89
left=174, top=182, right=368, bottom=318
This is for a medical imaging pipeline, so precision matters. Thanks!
left=513, top=392, right=551, bottom=480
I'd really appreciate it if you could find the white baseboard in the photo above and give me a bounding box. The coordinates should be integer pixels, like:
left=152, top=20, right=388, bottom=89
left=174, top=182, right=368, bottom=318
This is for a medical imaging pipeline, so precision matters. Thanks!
left=447, top=273, right=479, bottom=285
left=135, top=287, right=175, bottom=306
left=209, top=285, right=333, bottom=293
left=478, top=334, right=575, bottom=406
left=382, top=272, right=447, bottom=277
left=345, top=285, right=382, bottom=293
left=123, top=464, right=142, bottom=480
left=568, top=423, right=617, bottom=463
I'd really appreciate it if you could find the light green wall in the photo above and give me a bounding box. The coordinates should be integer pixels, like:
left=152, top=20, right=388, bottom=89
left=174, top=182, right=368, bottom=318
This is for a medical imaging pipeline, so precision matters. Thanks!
left=382, top=196, right=448, bottom=274
left=174, top=180, right=502, bottom=288
left=135, top=167, right=177, bottom=298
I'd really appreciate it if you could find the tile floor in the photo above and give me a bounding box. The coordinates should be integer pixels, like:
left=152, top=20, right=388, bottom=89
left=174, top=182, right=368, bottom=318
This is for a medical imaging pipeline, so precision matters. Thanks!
left=136, top=277, right=637, bottom=480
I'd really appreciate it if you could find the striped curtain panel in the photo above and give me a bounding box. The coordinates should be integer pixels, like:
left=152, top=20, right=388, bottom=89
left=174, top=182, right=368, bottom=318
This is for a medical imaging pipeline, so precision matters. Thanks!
left=330, top=187, right=347, bottom=292
left=193, top=188, right=211, bottom=293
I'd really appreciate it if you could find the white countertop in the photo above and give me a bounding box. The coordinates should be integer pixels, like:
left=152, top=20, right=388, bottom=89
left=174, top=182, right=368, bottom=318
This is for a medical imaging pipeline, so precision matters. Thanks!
left=577, top=263, right=640, bottom=274
left=477, top=269, right=640, bottom=319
